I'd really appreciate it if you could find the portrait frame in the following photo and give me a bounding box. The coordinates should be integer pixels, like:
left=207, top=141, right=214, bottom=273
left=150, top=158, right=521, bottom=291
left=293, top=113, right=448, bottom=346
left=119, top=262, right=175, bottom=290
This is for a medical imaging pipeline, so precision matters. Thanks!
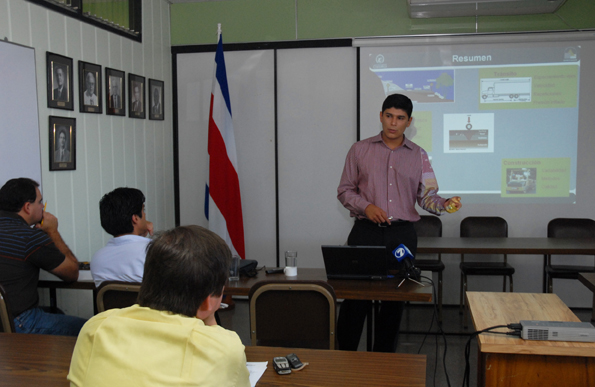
left=148, top=79, right=164, bottom=121
left=78, top=61, right=102, bottom=114
left=46, top=52, right=74, bottom=110
left=105, top=67, right=125, bottom=116
left=128, top=73, right=146, bottom=119
left=49, top=116, right=76, bottom=171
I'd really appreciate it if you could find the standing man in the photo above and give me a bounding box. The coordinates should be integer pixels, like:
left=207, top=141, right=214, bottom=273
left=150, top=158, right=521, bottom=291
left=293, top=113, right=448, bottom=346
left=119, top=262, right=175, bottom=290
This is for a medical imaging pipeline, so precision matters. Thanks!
left=337, top=93, right=461, bottom=352
left=132, top=84, right=142, bottom=113
left=83, top=72, right=98, bottom=106
left=53, top=66, right=67, bottom=102
left=109, top=77, right=121, bottom=109
left=0, top=178, right=86, bottom=336
left=55, top=126, right=70, bottom=163
left=90, top=188, right=154, bottom=286
left=151, top=87, right=161, bottom=115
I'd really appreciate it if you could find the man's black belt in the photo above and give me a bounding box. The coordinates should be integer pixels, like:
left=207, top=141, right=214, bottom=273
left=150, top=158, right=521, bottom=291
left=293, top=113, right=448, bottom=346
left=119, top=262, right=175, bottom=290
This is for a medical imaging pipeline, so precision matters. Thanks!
left=356, top=218, right=410, bottom=228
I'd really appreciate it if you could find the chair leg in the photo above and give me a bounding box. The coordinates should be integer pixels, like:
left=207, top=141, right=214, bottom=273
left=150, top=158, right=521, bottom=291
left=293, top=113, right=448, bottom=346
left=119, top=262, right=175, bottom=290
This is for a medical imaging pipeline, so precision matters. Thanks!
left=509, top=275, right=513, bottom=292
left=548, top=276, right=553, bottom=293
left=438, top=270, right=443, bottom=323
left=502, top=275, right=506, bottom=292
left=462, top=275, right=469, bottom=329
left=459, top=272, right=465, bottom=315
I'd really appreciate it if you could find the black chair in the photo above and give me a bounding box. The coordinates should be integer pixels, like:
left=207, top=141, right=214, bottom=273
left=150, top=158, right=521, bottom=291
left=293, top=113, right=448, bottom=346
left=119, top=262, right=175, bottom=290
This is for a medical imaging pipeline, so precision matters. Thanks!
left=96, top=281, right=141, bottom=313
left=249, top=280, right=336, bottom=349
left=459, top=216, right=514, bottom=327
left=546, top=218, right=595, bottom=293
left=413, top=215, right=445, bottom=322
left=0, top=283, right=15, bottom=333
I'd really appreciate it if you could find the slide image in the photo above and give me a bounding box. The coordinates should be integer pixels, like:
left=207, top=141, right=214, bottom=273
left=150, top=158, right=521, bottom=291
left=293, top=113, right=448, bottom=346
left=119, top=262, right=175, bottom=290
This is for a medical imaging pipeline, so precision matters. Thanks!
left=444, top=113, right=494, bottom=153
left=501, top=158, right=571, bottom=198
left=505, top=168, right=536, bottom=194
left=374, top=69, right=455, bottom=102
left=481, top=77, right=532, bottom=103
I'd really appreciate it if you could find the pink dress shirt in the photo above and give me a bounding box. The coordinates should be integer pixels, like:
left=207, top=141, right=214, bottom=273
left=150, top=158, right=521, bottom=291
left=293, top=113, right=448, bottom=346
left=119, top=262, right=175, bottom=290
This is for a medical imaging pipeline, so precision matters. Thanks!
left=338, top=133, right=448, bottom=222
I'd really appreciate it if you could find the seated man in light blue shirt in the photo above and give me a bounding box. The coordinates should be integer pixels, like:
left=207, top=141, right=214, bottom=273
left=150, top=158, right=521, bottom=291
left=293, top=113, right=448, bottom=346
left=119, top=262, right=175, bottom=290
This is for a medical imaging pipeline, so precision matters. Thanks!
left=91, top=188, right=154, bottom=287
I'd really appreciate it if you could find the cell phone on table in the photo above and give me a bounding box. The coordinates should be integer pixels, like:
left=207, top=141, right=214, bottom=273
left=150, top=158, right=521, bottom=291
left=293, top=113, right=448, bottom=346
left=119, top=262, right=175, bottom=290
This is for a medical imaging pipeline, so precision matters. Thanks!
left=273, top=357, right=291, bottom=375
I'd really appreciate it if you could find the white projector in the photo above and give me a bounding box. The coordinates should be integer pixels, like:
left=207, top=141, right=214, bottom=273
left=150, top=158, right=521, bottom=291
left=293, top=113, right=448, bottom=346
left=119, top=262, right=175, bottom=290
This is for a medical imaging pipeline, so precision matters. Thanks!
left=520, top=320, right=595, bottom=342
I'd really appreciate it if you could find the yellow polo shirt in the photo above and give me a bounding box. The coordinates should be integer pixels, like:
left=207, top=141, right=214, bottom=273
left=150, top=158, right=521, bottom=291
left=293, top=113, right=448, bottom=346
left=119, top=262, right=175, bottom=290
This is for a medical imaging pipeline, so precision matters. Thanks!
left=68, top=305, right=250, bottom=387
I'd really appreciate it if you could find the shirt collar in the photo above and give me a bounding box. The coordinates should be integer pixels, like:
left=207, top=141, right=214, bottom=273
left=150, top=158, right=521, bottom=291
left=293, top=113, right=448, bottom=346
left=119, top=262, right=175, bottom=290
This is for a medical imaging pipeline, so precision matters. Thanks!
left=371, top=132, right=414, bottom=150
left=0, top=210, right=27, bottom=224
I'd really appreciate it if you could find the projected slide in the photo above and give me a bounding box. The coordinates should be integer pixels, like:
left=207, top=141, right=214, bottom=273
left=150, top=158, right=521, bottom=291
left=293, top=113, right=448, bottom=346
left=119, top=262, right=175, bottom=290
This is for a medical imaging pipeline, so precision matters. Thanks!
left=360, top=41, right=581, bottom=203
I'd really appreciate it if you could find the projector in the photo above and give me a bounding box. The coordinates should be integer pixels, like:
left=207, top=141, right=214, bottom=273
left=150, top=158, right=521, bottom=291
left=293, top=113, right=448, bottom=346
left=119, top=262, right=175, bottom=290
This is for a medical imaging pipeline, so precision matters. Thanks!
left=520, top=320, right=595, bottom=342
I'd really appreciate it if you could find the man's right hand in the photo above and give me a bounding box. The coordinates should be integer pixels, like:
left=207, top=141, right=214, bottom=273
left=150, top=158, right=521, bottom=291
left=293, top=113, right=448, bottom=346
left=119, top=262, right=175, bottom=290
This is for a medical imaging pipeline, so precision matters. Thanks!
left=37, top=211, right=59, bottom=233
left=364, top=204, right=390, bottom=224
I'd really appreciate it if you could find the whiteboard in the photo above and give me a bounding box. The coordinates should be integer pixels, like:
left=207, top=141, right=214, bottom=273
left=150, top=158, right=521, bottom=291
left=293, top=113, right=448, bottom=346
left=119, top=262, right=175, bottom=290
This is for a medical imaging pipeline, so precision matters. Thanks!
left=0, top=40, right=41, bottom=187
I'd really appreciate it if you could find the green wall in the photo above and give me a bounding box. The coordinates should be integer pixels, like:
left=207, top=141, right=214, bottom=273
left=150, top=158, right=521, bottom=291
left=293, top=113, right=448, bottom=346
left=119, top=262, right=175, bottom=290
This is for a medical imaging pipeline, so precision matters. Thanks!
left=170, top=0, right=595, bottom=46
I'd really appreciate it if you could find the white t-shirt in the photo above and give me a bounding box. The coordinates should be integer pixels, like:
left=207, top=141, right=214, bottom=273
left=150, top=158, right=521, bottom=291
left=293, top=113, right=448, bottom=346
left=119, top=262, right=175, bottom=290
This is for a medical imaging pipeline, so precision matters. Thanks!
left=90, top=235, right=151, bottom=286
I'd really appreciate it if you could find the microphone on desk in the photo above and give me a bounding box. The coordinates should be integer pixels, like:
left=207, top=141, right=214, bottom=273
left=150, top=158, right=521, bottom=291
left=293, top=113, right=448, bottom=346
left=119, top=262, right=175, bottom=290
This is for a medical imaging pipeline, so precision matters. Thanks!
left=392, top=244, right=421, bottom=282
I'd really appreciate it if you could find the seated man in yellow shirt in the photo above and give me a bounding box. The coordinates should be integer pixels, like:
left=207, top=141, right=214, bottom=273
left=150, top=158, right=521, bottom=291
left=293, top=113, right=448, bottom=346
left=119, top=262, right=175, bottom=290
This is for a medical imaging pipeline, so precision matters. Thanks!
left=68, top=226, right=250, bottom=387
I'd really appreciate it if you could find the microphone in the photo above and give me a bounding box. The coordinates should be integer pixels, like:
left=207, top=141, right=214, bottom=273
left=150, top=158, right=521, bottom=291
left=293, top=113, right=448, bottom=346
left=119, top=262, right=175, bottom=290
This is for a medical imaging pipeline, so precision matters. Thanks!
left=392, top=244, right=421, bottom=282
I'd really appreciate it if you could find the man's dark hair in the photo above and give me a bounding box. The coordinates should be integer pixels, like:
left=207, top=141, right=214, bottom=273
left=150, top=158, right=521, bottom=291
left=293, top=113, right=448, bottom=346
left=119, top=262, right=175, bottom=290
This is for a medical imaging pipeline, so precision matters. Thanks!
left=382, top=93, right=413, bottom=118
left=99, top=187, right=145, bottom=237
left=138, top=225, right=231, bottom=317
left=0, top=178, right=39, bottom=212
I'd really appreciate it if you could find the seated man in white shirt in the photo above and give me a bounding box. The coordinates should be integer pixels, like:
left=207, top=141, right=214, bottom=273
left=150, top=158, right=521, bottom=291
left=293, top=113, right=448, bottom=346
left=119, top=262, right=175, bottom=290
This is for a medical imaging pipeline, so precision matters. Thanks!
left=90, top=188, right=154, bottom=286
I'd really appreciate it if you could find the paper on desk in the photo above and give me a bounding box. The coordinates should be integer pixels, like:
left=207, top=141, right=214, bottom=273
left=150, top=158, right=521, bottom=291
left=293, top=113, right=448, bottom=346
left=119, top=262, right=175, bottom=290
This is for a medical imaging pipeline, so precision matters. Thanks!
left=247, top=361, right=267, bottom=387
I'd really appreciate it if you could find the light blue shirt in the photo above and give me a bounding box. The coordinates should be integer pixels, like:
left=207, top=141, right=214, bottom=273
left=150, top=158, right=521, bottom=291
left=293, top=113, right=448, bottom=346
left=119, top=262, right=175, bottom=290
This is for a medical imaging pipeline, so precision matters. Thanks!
left=90, top=235, right=151, bottom=286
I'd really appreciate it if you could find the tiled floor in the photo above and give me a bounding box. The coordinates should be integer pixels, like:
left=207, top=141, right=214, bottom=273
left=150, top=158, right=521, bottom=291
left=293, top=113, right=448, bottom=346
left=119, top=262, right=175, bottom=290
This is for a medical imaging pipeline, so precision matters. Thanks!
left=218, top=298, right=593, bottom=387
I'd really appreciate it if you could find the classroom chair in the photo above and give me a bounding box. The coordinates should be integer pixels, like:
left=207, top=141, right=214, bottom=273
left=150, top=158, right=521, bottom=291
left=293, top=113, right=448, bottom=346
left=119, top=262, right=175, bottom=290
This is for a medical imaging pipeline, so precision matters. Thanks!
left=0, top=283, right=15, bottom=333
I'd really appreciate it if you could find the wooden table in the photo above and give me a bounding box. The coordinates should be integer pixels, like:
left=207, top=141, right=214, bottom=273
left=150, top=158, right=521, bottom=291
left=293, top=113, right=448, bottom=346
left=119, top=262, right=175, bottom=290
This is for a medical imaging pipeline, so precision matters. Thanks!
left=418, top=237, right=595, bottom=292
left=0, top=333, right=426, bottom=387
left=225, top=268, right=432, bottom=302
left=467, top=292, right=595, bottom=387
left=579, top=272, right=595, bottom=321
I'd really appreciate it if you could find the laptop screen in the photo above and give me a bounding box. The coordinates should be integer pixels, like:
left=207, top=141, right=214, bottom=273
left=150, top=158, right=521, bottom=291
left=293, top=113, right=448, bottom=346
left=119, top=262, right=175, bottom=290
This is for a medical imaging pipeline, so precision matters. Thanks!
left=321, top=245, right=389, bottom=280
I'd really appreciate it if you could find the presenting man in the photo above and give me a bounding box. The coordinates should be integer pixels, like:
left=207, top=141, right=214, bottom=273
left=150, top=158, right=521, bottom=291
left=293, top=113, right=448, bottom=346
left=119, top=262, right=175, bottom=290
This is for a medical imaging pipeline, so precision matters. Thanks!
left=90, top=188, right=153, bottom=286
left=336, top=93, right=461, bottom=352
left=0, top=178, right=86, bottom=336
left=69, top=226, right=251, bottom=387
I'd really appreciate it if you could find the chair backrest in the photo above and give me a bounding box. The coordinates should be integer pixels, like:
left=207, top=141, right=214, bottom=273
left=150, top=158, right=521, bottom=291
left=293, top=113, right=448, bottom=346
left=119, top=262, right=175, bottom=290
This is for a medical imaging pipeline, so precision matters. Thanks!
left=548, top=218, right=595, bottom=239
left=0, top=283, right=15, bottom=333
left=96, top=281, right=142, bottom=313
left=249, top=280, right=336, bottom=349
left=460, top=216, right=508, bottom=238
left=414, top=215, right=442, bottom=237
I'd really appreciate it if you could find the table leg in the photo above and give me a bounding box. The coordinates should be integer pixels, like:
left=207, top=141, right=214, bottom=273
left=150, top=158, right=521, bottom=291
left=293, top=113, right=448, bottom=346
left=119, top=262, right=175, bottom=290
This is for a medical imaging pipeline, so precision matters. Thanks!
left=367, top=302, right=374, bottom=351
left=592, top=293, right=595, bottom=322
left=49, top=288, right=58, bottom=313
left=542, top=254, right=547, bottom=293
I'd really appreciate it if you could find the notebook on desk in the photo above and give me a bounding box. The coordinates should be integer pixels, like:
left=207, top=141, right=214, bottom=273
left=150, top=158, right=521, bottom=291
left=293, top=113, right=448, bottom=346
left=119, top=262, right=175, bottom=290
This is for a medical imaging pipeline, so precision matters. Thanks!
left=321, top=245, right=389, bottom=280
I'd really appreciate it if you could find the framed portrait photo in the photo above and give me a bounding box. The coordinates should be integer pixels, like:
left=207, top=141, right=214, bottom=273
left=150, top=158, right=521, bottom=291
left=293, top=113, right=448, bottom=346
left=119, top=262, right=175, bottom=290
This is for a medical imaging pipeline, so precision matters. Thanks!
left=128, top=73, right=145, bottom=119
left=78, top=61, right=102, bottom=114
left=46, top=52, right=74, bottom=110
left=148, top=79, right=164, bottom=121
left=105, top=67, right=125, bottom=116
left=49, top=116, right=76, bottom=171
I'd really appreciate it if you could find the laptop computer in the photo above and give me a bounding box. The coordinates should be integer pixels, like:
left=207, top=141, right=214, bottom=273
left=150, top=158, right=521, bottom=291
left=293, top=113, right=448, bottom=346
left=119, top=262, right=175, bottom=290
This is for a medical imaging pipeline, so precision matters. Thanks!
left=321, top=245, right=390, bottom=280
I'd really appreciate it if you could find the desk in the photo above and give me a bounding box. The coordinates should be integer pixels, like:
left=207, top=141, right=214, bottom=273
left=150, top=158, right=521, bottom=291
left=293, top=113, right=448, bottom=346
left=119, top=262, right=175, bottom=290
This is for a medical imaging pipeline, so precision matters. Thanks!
left=226, top=268, right=432, bottom=302
left=418, top=237, right=595, bottom=292
left=579, top=272, right=595, bottom=321
left=38, top=271, right=96, bottom=313
left=467, top=292, right=595, bottom=387
left=0, top=333, right=426, bottom=387
left=227, top=268, right=432, bottom=351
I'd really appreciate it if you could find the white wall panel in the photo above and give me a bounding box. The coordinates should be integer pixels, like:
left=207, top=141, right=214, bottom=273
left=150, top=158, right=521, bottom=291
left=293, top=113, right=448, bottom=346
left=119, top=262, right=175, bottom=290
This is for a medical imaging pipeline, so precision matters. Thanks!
left=277, top=47, right=356, bottom=269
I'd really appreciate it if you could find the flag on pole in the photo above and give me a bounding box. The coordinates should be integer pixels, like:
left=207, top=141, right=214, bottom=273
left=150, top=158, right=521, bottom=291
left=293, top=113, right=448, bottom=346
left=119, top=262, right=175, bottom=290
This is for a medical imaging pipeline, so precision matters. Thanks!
left=204, top=25, right=246, bottom=259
